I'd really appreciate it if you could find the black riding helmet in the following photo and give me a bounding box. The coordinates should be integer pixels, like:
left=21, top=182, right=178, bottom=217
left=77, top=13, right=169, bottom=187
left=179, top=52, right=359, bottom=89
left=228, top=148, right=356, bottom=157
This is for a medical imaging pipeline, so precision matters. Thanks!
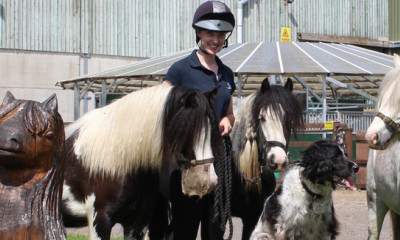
left=192, top=1, right=235, bottom=49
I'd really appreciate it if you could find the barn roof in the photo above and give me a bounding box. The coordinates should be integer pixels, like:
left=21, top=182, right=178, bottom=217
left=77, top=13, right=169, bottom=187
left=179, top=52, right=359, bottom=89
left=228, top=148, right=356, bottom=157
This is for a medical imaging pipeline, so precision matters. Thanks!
left=56, top=42, right=394, bottom=118
left=57, top=42, right=392, bottom=97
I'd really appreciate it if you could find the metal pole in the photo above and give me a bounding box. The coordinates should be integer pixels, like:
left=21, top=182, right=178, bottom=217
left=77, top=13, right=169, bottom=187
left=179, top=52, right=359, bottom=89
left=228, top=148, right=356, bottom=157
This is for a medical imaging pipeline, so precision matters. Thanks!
left=321, top=75, right=327, bottom=138
left=101, top=80, right=107, bottom=107
left=237, top=74, right=243, bottom=99
left=73, top=83, right=80, bottom=120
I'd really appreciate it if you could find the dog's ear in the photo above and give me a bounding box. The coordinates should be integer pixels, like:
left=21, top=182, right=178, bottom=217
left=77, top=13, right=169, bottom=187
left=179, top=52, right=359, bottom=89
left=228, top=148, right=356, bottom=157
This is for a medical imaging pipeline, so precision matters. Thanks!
left=300, top=139, right=334, bottom=184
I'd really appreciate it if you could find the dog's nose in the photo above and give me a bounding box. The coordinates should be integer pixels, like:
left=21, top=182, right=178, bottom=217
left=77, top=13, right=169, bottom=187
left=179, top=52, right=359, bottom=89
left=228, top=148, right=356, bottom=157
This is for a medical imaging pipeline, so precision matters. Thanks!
left=352, top=163, right=359, bottom=173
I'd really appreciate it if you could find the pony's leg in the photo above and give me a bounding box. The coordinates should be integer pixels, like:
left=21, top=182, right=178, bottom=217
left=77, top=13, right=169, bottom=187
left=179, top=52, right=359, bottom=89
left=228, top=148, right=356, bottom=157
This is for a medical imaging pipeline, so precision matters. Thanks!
left=390, top=210, right=400, bottom=240
left=241, top=217, right=260, bottom=240
left=84, top=195, right=112, bottom=240
left=367, top=194, right=389, bottom=240
left=91, top=210, right=113, bottom=240
left=148, top=196, right=171, bottom=240
left=367, top=152, right=386, bottom=240
left=122, top=225, right=144, bottom=240
left=170, top=171, right=202, bottom=240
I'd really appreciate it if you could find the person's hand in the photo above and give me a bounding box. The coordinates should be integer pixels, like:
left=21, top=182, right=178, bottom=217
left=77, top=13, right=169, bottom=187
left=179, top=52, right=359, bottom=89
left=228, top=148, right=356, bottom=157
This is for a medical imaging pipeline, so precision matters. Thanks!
left=219, top=117, right=232, bottom=136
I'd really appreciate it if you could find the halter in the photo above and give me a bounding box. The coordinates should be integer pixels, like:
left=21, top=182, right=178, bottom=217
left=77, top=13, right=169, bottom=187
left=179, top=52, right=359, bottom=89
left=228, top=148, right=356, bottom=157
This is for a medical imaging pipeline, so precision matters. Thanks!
left=375, top=112, right=400, bottom=134
left=237, top=126, right=288, bottom=184
left=257, top=126, right=288, bottom=172
left=177, top=157, right=214, bottom=167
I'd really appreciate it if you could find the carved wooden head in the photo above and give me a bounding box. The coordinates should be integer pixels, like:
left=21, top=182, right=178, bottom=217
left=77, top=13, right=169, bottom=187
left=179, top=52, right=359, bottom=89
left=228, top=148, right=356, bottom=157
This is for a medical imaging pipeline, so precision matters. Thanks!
left=0, top=92, right=66, bottom=239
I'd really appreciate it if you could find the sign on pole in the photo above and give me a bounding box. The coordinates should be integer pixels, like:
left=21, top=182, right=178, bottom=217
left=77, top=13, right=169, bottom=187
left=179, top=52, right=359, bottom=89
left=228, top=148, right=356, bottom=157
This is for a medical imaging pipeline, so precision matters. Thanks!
left=281, top=27, right=291, bottom=42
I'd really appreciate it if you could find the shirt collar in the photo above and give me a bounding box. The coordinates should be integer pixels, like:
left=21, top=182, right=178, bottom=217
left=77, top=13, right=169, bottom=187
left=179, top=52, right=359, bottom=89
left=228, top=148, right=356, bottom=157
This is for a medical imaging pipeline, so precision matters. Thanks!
left=190, top=50, right=224, bottom=69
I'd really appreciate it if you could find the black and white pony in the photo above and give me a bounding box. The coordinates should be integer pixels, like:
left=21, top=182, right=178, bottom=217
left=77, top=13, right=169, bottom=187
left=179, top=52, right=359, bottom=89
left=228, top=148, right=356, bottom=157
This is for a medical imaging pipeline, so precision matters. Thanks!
left=61, top=84, right=228, bottom=239
left=229, top=78, right=304, bottom=239
left=365, top=53, right=400, bottom=240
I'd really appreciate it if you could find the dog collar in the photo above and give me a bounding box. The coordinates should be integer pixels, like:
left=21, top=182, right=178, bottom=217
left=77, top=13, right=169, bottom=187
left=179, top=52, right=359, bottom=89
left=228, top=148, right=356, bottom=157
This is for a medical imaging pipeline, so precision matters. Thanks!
left=301, top=180, right=323, bottom=208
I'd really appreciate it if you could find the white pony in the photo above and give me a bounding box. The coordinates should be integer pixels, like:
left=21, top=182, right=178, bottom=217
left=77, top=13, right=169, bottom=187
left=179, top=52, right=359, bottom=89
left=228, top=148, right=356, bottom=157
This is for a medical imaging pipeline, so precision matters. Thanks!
left=365, top=54, right=400, bottom=240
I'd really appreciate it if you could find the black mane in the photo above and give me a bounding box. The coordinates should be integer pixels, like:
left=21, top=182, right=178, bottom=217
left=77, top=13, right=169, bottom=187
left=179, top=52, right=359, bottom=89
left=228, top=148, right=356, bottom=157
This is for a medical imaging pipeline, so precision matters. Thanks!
left=251, top=83, right=304, bottom=142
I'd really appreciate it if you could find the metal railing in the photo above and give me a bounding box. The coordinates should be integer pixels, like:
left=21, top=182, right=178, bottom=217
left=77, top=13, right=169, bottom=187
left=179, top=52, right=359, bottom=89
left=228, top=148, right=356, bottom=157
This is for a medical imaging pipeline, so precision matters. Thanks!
left=304, top=111, right=375, bottom=133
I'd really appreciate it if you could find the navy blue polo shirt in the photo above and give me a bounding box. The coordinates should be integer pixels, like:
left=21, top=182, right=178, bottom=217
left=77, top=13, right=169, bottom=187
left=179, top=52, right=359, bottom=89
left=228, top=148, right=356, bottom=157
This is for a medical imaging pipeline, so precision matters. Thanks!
left=164, top=50, right=236, bottom=120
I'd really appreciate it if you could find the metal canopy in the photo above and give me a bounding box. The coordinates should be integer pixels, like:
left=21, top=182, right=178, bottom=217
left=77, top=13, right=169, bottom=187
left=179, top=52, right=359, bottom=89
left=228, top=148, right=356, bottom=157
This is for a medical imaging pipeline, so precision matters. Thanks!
left=56, top=42, right=394, bottom=119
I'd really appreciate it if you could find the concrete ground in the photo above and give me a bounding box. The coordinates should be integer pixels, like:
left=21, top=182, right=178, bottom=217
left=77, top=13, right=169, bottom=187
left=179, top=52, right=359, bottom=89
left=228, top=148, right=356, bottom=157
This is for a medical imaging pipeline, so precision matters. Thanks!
left=67, top=189, right=393, bottom=240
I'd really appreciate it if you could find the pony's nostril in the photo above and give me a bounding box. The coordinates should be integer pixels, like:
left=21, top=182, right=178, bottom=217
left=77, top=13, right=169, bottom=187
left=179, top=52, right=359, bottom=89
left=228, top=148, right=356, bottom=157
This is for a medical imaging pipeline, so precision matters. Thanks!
left=372, top=133, right=379, bottom=145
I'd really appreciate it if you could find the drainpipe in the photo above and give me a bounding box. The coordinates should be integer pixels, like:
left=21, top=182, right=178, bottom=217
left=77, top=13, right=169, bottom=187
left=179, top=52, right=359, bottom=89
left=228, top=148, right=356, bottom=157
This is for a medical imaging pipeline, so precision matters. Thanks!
left=237, top=0, right=248, bottom=43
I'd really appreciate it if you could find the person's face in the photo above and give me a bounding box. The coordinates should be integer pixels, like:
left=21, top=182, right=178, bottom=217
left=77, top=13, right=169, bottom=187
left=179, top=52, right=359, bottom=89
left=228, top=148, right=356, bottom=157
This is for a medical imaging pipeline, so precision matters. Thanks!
left=196, top=29, right=227, bottom=55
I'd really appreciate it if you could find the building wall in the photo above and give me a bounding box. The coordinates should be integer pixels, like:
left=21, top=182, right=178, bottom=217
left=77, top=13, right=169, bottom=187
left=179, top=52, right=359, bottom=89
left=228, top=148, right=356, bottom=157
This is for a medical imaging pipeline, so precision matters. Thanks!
left=0, top=49, right=140, bottom=122
left=389, top=0, right=400, bottom=41
left=0, top=0, right=396, bottom=121
left=0, top=0, right=394, bottom=59
left=243, top=0, right=389, bottom=43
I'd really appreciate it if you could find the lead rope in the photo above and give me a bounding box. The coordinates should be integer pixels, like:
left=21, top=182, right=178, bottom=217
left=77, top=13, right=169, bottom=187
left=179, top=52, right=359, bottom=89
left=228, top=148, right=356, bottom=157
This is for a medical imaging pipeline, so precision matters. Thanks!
left=213, top=135, right=233, bottom=240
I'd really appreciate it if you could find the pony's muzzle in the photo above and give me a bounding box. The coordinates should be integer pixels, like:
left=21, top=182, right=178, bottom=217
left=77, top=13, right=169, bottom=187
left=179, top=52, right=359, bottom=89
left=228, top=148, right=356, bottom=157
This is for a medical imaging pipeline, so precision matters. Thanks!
left=181, top=161, right=217, bottom=198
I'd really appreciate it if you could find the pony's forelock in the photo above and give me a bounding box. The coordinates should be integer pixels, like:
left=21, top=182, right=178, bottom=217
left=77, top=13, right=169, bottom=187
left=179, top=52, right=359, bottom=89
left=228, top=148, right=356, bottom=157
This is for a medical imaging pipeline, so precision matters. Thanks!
left=232, top=85, right=303, bottom=182
left=377, top=66, right=400, bottom=118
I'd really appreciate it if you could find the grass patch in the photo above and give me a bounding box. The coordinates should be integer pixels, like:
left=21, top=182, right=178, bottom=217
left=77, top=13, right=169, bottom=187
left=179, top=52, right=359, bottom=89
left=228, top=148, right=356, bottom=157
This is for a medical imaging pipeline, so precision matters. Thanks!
left=67, top=234, right=123, bottom=240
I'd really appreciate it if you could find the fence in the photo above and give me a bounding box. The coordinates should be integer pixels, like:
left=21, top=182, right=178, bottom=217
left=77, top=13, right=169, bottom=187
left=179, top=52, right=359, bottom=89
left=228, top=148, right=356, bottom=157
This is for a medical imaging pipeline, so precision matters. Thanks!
left=304, top=111, right=375, bottom=133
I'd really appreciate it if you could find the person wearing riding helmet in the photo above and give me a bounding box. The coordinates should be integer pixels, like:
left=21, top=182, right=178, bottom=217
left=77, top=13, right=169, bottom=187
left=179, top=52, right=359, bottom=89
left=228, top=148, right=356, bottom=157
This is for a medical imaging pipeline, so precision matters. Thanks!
left=164, top=0, right=235, bottom=136
left=163, top=1, right=235, bottom=239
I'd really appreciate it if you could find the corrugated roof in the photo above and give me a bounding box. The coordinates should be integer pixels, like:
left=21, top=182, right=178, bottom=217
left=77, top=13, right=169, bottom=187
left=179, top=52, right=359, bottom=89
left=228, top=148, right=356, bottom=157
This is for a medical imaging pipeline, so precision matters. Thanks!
left=56, top=42, right=394, bottom=98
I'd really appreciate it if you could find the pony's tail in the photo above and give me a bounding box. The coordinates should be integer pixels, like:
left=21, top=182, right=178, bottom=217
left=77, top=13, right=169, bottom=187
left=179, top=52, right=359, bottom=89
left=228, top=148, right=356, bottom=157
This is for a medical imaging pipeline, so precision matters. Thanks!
left=213, top=136, right=233, bottom=240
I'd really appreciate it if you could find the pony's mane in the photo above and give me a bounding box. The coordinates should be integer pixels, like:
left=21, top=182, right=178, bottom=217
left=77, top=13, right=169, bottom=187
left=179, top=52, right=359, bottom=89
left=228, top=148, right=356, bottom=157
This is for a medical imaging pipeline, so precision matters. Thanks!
left=376, top=65, right=400, bottom=117
left=232, top=85, right=303, bottom=182
left=69, top=84, right=172, bottom=177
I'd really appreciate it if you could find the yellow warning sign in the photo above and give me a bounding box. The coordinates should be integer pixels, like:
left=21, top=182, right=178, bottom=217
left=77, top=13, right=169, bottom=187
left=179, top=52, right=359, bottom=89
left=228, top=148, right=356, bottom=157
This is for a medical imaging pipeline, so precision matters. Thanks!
left=324, top=121, right=334, bottom=130
left=281, top=27, right=291, bottom=42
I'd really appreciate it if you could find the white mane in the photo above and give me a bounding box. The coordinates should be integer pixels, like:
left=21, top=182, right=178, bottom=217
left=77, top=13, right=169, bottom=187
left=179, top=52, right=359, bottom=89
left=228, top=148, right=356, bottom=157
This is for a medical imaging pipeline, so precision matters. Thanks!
left=67, top=84, right=172, bottom=177
left=231, top=93, right=260, bottom=185
left=376, top=64, right=400, bottom=118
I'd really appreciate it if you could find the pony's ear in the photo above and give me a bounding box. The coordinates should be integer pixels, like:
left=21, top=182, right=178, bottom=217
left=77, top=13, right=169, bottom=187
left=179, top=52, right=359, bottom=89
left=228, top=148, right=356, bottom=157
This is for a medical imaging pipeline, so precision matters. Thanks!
left=394, top=54, right=400, bottom=68
left=285, top=78, right=294, bottom=92
left=42, top=94, right=58, bottom=113
left=260, top=78, right=270, bottom=93
left=203, top=87, right=218, bottom=105
left=1, top=91, right=16, bottom=107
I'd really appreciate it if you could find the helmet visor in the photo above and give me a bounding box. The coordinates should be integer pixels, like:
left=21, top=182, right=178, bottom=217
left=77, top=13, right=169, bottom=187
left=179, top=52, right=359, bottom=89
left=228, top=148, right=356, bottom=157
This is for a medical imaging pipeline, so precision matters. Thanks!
left=194, top=19, right=233, bottom=32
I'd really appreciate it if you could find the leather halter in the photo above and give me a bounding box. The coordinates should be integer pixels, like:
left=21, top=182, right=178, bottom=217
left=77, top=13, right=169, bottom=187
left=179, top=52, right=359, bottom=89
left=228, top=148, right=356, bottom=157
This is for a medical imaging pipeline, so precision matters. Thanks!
left=375, top=112, right=400, bottom=133
left=177, top=157, right=214, bottom=167
left=264, top=140, right=288, bottom=153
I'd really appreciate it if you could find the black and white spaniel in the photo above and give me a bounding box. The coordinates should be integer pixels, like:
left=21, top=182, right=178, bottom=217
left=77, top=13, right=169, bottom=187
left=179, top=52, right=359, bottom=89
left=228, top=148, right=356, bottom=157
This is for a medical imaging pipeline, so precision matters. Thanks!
left=250, top=139, right=359, bottom=240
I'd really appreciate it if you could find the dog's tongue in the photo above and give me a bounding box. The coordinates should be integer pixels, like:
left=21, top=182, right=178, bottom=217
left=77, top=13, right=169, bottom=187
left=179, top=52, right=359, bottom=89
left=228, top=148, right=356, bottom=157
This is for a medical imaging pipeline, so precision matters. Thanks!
left=344, top=177, right=356, bottom=190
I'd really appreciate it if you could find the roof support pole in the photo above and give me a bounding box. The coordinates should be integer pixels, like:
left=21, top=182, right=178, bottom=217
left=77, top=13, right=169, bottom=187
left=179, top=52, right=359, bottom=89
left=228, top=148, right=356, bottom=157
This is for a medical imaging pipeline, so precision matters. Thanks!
left=237, top=74, right=243, bottom=99
left=73, top=83, right=81, bottom=120
left=101, top=80, right=107, bottom=107
left=320, top=74, right=327, bottom=138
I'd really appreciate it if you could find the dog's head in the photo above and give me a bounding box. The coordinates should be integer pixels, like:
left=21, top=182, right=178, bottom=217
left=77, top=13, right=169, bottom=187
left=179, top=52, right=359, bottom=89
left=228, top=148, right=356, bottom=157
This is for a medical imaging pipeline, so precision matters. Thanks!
left=299, top=139, right=359, bottom=189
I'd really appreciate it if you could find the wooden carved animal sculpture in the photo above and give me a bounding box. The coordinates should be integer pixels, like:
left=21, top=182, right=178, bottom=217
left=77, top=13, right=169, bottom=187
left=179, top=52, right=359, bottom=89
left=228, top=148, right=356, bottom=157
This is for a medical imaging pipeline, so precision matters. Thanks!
left=228, top=78, right=304, bottom=240
left=365, top=54, right=400, bottom=240
left=61, top=84, right=226, bottom=240
left=0, top=92, right=66, bottom=239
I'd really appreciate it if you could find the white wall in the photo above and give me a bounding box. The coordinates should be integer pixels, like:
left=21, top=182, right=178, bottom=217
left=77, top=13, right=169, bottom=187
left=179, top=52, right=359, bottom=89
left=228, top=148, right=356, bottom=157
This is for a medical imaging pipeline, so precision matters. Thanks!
left=0, top=49, right=142, bottom=123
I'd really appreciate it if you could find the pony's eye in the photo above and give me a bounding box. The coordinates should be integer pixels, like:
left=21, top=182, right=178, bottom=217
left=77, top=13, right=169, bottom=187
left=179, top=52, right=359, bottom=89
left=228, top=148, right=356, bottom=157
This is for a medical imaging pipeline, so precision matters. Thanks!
left=44, top=131, right=55, bottom=139
left=258, top=115, right=265, bottom=122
